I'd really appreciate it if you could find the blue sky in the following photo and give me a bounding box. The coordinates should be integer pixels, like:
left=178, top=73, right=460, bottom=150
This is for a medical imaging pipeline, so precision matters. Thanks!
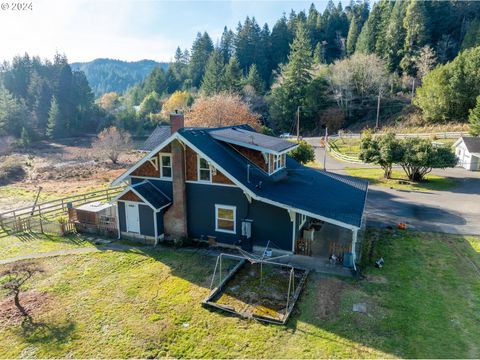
left=0, top=0, right=331, bottom=63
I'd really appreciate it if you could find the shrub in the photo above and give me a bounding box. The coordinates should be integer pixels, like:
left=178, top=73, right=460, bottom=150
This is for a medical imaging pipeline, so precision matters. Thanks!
left=0, top=156, right=26, bottom=185
left=288, top=140, right=315, bottom=164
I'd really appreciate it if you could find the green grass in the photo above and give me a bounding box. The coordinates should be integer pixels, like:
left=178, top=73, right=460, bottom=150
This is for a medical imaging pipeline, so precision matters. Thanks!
left=0, top=230, right=479, bottom=358
left=330, top=138, right=362, bottom=157
left=0, top=233, right=94, bottom=261
left=345, top=167, right=456, bottom=191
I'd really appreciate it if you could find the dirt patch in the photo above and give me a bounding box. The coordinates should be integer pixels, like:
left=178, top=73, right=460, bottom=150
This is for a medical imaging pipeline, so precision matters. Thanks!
left=365, top=275, right=388, bottom=284
left=210, top=261, right=307, bottom=322
left=0, top=291, right=52, bottom=325
left=315, top=277, right=349, bottom=320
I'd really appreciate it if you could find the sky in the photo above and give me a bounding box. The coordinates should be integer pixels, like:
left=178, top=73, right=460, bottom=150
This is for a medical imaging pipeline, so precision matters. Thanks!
left=0, top=0, right=332, bottom=63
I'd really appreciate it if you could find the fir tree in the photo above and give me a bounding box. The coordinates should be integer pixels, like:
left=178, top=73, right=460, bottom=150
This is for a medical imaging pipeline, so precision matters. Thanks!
left=243, top=64, right=264, bottom=94
left=469, top=96, right=480, bottom=136
left=224, top=57, right=243, bottom=93
left=383, top=0, right=407, bottom=72
left=46, top=96, right=60, bottom=139
left=20, top=127, right=31, bottom=148
left=189, top=32, right=214, bottom=88
left=201, top=50, right=225, bottom=96
left=270, top=23, right=313, bottom=130
left=346, top=15, right=360, bottom=55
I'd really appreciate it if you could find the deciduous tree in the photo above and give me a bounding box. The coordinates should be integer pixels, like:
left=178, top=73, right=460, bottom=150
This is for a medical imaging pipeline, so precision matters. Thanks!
left=468, top=96, right=480, bottom=136
left=92, top=126, right=132, bottom=164
left=186, top=93, right=260, bottom=130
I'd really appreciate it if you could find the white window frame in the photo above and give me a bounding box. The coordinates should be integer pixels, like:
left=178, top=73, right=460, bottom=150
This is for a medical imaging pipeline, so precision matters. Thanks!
left=197, top=156, right=212, bottom=183
left=159, top=153, right=172, bottom=180
left=215, top=204, right=236, bottom=234
left=270, top=154, right=285, bottom=174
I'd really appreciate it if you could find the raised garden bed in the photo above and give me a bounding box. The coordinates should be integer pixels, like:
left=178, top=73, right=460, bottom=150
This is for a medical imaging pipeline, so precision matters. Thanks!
left=203, top=254, right=309, bottom=325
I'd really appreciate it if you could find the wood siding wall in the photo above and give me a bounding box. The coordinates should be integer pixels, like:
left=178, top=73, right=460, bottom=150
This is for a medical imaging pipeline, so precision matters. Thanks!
left=119, top=190, right=143, bottom=202
left=130, top=144, right=172, bottom=178
left=185, top=146, right=234, bottom=185
left=230, top=144, right=268, bottom=172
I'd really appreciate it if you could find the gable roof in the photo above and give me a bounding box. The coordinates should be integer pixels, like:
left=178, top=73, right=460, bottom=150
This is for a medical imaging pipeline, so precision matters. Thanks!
left=458, top=136, right=480, bottom=154
left=139, top=126, right=171, bottom=152
left=179, top=126, right=368, bottom=229
left=210, top=127, right=298, bottom=154
left=113, top=124, right=368, bottom=229
left=112, top=180, right=172, bottom=211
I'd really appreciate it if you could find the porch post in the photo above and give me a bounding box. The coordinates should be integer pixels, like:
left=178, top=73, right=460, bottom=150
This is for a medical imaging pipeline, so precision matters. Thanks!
left=352, top=228, right=358, bottom=270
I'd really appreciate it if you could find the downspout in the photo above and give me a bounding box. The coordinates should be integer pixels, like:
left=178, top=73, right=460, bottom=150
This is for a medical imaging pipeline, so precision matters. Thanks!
left=352, top=228, right=358, bottom=272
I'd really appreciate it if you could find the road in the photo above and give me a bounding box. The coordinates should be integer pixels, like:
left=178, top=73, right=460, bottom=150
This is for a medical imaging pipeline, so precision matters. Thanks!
left=304, top=138, right=480, bottom=235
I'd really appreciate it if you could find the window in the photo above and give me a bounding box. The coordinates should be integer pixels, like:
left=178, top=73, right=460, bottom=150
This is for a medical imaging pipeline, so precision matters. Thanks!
left=215, top=205, right=236, bottom=234
left=271, top=154, right=285, bottom=173
left=198, top=156, right=211, bottom=182
left=160, top=154, right=172, bottom=179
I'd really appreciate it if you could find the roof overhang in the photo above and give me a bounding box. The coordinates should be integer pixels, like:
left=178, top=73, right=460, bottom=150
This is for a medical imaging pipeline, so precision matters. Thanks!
left=210, top=134, right=299, bottom=155
left=111, top=181, right=172, bottom=212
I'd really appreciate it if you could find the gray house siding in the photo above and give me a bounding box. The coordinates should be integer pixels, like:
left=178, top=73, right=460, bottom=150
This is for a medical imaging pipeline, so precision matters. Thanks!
left=118, top=201, right=126, bottom=232
left=156, top=211, right=164, bottom=236
left=139, top=204, right=155, bottom=237
left=117, top=201, right=155, bottom=237
left=131, top=177, right=173, bottom=198
left=185, top=183, right=293, bottom=251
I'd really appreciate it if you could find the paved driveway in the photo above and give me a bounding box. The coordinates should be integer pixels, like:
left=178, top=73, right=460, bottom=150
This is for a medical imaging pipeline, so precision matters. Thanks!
left=304, top=138, right=480, bottom=235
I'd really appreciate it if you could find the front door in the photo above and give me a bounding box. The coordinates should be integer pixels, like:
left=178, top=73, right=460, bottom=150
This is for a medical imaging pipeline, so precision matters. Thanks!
left=125, top=202, right=140, bottom=233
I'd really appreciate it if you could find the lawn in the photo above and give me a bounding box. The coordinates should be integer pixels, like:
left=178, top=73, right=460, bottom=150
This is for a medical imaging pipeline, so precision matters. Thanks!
left=0, top=229, right=479, bottom=358
left=0, top=233, right=94, bottom=261
left=345, top=167, right=456, bottom=191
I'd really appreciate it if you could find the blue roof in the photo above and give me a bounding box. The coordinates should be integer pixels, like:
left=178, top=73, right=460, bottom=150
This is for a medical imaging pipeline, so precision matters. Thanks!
left=179, top=125, right=368, bottom=228
left=132, top=181, right=171, bottom=210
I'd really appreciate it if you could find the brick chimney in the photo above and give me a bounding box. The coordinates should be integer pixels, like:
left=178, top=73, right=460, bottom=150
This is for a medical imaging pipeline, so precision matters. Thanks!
left=170, top=111, right=184, bottom=134
left=164, top=112, right=188, bottom=239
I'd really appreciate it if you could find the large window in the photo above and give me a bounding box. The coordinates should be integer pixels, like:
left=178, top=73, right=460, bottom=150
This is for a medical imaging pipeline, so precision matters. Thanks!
left=215, top=205, right=236, bottom=234
left=198, top=156, right=211, bottom=182
left=160, top=154, right=172, bottom=179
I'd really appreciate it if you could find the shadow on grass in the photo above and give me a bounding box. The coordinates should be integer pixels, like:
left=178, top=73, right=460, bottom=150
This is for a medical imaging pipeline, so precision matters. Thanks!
left=16, top=316, right=76, bottom=351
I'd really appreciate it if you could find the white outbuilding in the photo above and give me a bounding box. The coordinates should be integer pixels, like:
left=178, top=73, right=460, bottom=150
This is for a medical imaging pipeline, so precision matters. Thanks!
left=453, top=137, right=480, bottom=171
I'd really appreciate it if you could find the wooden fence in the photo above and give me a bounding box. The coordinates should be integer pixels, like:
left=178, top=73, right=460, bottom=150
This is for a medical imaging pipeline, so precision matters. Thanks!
left=326, top=143, right=365, bottom=164
left=6, top=217, right=76, bottom=237
left=0, top=186, right=124, bottom=236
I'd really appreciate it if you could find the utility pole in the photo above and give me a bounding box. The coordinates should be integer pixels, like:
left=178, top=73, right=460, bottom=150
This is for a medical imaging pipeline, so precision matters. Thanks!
left=411, top=78, right=416, bottom=99
left=323, top=126, right=328, bottom=171
left=296, top=106, right=300, bottom=141
left=375, top=88, right=381, bottom=131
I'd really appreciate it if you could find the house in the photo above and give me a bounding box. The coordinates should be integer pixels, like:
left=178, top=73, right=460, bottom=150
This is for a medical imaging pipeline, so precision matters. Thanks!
left=111, top=113, right=368, bottom=267
left=453, top=137, right=480, bottom=171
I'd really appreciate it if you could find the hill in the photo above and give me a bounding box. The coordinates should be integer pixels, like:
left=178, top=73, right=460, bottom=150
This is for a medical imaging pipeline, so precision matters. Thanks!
left=71, top=58, right=169, bottom=97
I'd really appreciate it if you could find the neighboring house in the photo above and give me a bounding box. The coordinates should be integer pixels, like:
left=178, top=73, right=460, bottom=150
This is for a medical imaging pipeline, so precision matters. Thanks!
left=453, top=137, right=480, bottom=171
left=111, top=114, right=368, bottom=267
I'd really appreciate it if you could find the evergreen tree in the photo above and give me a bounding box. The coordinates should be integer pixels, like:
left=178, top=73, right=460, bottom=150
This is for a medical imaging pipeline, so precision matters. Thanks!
left=143, top=67, right=168, bottom=95
left=20, top=127, right=31, bottom=148
left=224, top=57, right=243, bottom=93
left=0, top=86, right=27, bottom=136
left=189, top=32, right=214, bottom=88
left=461, top=18, right=480, bottom=50
left=219, top=27, right=235, bottom=63
left=243, top=64, right=264, bottom=94
left=346, top=15, right=360, bottom=55
left=201, top=49, right=225, bottom=96
left=270, top=15, right=293, bottom=70
left=46, top=96, right=60, bottom=139
left=270, top=23, right=313, bottom=130
left=402, top=0, right=430, bottom=75
left=468, top=96, right=480, bottom=136
left=383, top=0, right=407, bottom=72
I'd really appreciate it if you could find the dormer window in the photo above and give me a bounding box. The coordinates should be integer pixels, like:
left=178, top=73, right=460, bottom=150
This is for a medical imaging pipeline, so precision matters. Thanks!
left=198, top=156, right=212, bottom=182
left=271, top=154, right=286, bottom=174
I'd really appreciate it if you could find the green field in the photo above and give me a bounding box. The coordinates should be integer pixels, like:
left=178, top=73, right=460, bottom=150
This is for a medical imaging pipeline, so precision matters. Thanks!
left=0, top=229, right=479, bottom=358
left=345, top=168, right=456, bottom=191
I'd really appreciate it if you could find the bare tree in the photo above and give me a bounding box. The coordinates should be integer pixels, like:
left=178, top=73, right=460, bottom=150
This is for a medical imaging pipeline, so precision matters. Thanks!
left=1, top=262, right=44, bottom=319
left=92, top=126, right=132, bottom=164
left=415, top=45, right=437, bottom=79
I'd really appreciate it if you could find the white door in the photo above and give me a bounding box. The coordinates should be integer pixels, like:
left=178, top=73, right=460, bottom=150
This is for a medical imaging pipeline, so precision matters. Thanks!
left=125, top=203, right=140, bottom=233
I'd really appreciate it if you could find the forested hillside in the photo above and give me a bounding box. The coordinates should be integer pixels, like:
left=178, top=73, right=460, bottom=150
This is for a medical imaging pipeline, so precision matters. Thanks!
left=111, top=0, right=480, bottom=135
left=2, top=0, right=480, bottom=145
left=70, top=59, right=168, bottom=97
